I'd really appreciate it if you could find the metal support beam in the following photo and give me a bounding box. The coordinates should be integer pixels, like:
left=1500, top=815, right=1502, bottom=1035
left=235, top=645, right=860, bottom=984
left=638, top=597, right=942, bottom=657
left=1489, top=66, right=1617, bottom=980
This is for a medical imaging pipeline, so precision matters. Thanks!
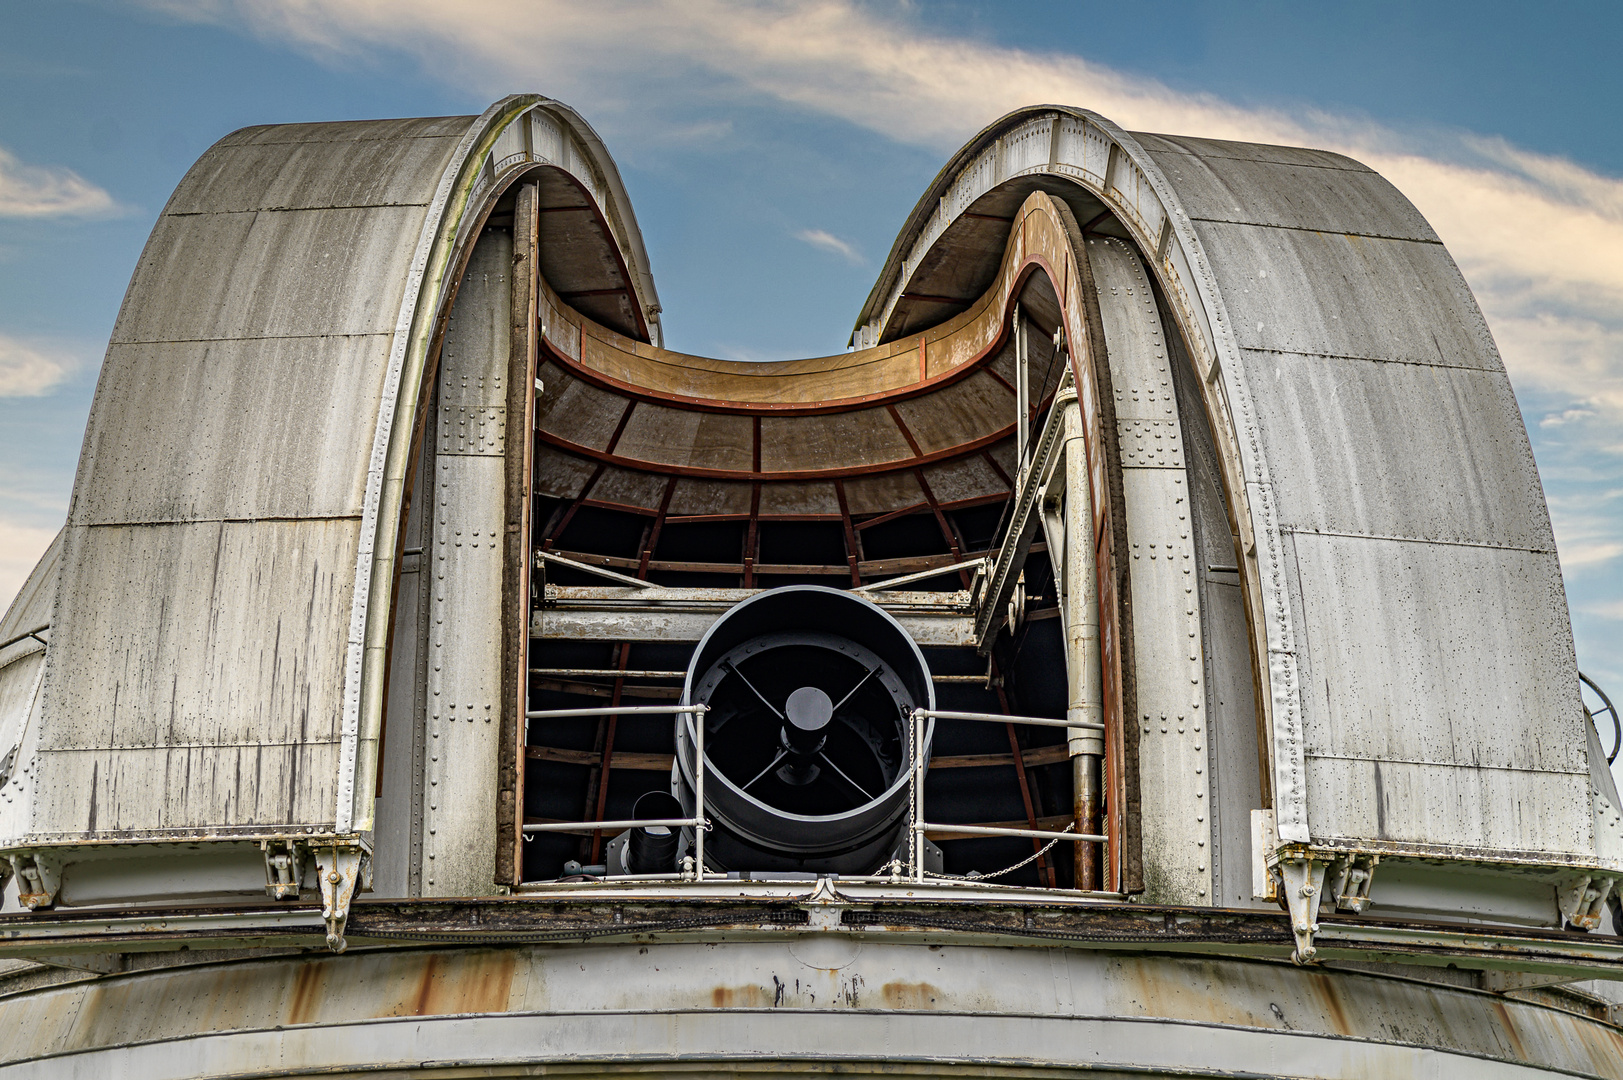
left=974, top=373, right=1077, bottom=652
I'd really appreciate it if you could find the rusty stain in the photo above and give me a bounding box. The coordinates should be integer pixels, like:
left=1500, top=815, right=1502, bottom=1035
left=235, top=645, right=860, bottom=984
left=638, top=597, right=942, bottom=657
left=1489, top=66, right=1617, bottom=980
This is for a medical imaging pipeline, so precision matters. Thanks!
left=711, top=984, right=773, bottom=1008
left=1306, top=973, right=1353, bottom=1038
left=880, top=981, right=943, bottom=1009
left=286, top=961, right=325, bottom=1026
left=1489, top=999, right=1528, bottom=1061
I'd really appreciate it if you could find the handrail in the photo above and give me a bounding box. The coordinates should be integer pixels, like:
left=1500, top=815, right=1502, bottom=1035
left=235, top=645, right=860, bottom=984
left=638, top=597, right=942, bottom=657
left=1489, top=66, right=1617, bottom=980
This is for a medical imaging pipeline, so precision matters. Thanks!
left=523, top=703, right=709, bottom=877
left=912, top=707, right=1103, bottom=732
left=852, top=557, right=986, bottom=594
left=537, top=550, right=654, bottom=589
left=907, top=705, right=1101, bottom=882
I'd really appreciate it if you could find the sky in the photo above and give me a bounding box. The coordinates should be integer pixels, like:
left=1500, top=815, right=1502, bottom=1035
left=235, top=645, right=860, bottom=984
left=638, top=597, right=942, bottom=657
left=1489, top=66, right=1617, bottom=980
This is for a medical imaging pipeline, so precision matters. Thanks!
left=3, top=0, right=1623, bottom=742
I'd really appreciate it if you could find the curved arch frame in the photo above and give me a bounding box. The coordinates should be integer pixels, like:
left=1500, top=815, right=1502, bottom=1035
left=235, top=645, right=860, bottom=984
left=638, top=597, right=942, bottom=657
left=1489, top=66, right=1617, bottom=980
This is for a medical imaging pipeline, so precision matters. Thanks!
left=854, top=106, right=1297, bottom=842
left=343, top=96, right=665, bottom=833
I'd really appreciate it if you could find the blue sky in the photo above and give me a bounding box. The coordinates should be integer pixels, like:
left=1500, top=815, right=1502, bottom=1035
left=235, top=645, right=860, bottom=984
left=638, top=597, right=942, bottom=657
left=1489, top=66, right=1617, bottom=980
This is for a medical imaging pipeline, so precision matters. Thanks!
left=3, top=0, right=1623, bottom=737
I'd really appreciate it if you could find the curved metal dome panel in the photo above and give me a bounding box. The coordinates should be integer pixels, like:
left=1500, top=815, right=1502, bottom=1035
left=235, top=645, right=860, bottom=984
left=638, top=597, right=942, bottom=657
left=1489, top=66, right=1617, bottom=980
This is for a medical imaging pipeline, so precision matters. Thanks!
left=858, top=107, right=1591, bottom=866
left=5, top=97, right=665, bottom=857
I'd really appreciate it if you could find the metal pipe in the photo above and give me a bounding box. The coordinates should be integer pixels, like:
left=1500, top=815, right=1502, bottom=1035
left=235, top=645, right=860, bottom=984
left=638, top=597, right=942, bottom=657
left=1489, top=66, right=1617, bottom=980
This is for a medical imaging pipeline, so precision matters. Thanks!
left=538, top=550, right=654, bottom=589
left=1053, top=402, right=1103, bottom=888
left=526, top=705, right=705, bottom=719
left=911, top=708, right=1103, bottom=732
left=694, top=698, right=706, bottom=880
left=0, top=624, right=48, bottom=653
left=913, top=704, right=925, bottom=883
left=920, top=823, right=1108, bottom=843
left=852, top=556, right=986, bottom=593
left=530, top=668, right=687, bottom=680
left=523, top=818, right=703, bottom=834
left=1015, top=304, right=1029, bottom=485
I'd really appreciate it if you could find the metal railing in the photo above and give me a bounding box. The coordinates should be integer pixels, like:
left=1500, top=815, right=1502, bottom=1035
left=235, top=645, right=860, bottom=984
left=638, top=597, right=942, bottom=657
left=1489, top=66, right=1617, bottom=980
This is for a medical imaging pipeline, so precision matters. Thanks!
left=907, top=707, right=1106, bottom=883
left=522, top=703, right=711, bottom=878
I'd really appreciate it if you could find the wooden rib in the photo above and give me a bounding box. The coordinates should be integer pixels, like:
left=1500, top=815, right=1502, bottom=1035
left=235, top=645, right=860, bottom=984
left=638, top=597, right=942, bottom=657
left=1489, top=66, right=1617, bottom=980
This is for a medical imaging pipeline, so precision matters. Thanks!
left=548, top=547, right=988, bottom=578
left=528, top=746, right=674, bottom=771
left=853, top=501, right=929, bottom=533
left=603, top=398, right=637, bottom=455
left=638, top=477, right=678, bottom=579
left=930, top=745, right=1069, bottom=770
left=744, top=483, right=760, bottom=588
left=530, top=744, right=1068, bottom=773
left=543, top=461, right=606, bottom=551
left=833, top=480, right=861, bottom=586
left=981, top=449, right=1014, bottom=489
left=982, top=365, right=1018, bottom=397
left=533, top=423, right=1017, bottom=482
left=886, top=404, right=925, bottom=458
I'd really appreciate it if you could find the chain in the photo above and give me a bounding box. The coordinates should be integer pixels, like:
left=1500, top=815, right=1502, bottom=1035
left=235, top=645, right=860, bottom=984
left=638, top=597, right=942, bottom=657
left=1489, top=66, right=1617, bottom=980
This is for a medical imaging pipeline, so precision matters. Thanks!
left=921, top=823, right=1075, bottom=883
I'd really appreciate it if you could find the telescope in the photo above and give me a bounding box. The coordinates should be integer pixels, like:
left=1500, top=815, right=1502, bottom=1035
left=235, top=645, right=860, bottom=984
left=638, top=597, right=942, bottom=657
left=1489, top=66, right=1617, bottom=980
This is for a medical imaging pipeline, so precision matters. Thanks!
left=667, top=586, right=936, bottom=875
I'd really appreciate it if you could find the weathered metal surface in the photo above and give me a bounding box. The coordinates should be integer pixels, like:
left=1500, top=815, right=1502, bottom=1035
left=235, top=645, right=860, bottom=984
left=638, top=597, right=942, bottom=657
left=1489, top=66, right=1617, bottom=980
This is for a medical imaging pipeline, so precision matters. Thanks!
left=1091, top=236, right=1209, bottom=904
left=0, top=935, right=1618, bottom=1077
left=420, top=230, right=511, bottom=896
left=7, top=97, right=668, bottom=884
left=852, top=105, right=1599, bottom=877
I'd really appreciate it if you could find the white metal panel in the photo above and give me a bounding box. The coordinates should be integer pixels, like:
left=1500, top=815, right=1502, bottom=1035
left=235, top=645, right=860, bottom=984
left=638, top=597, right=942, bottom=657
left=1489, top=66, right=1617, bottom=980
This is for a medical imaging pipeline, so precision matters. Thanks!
left=76, top=336, right=389, bottom=524
left=111, top=205, right=430, bottom=345
left=29, top=518, right=356, bottom=835
left=1187, top=219, right=1496, bottom=368
left=1305, top=756, right=1591, bottom=857
left=1290, top=531, right=1592, bottom=857
left=1290, top=533, right=1582, bottom=776
left=0, top=528, right=60, bottom=642
left=421, top=231, right=510, bottom=896
left=164, top=122, right=464, bottom=215
left=1243, top=350, right=1550, bottom=550
left=1136, top=133, right=1438, bottom=241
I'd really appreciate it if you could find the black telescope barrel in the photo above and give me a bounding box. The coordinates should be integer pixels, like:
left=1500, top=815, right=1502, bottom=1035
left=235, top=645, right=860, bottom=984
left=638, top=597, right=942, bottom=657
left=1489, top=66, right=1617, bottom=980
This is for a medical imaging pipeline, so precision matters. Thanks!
left=676, top=586, right=935, bottom=875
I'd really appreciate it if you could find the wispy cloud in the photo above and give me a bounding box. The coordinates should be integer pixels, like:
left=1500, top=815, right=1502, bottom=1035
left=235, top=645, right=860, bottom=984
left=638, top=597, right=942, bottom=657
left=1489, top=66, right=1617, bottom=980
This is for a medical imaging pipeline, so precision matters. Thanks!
left=0, top=146, right=118, bottom=218
left=145, top=0, right=1623, bottom=574
left=0, top=335, right=89, bottom=397
left=795, top=228, right=863, bottom=264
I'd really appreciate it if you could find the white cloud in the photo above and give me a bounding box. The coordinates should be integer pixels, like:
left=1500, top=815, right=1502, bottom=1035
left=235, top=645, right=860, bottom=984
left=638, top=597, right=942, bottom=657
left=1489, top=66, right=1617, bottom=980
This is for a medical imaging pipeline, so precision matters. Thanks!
left=0, top=146, right=117, bottom=218
left=0, top=522, right=58, bottom=621
left=0, top=336, right=86, bottom=397
left=795, top=228, right=863, bottom=264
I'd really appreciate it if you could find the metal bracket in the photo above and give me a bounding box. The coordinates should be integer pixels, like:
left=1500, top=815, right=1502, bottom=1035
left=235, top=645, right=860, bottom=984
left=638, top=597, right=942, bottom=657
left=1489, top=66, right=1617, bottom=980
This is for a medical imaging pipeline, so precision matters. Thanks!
left=313, top=846, right=365, bottom=952
left=1558, top=873, right=1615, bottom=931
left=8, top=852, right=60, bottom=910
left=261, top=839, right=305, bottom=900
left=1278, top=855, right=1327, bottom=964
left=1325, top=853, right=1379, bottom=914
